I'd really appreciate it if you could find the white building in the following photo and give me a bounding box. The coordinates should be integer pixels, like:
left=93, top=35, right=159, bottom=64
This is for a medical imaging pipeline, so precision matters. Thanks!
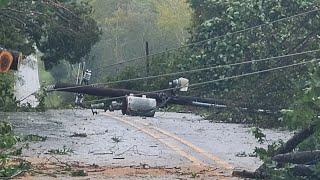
left=14, top=54, right=40, bottom=107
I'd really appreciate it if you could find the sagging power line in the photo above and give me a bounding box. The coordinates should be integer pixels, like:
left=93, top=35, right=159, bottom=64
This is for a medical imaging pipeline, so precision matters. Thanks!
left=92, top=8, right=319, bottom=71
left=84, top=58, right=319, bottom=104
left=49, top=48, right=320, bottom=92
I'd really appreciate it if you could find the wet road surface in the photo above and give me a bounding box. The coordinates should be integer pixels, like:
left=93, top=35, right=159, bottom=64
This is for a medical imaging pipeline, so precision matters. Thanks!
left=1, top=110, right=291, bottom=179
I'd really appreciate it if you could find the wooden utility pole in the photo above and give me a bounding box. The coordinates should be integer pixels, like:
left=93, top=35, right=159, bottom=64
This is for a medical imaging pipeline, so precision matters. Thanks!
left=54, top=83, right=240, bottom=108
left=145, top=41, right=150, bottom=76
left=53, top=83, right=277, bottom=114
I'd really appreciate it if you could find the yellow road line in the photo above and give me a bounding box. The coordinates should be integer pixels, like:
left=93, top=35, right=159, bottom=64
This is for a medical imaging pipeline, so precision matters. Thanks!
left=138, top=121, right=234, bottom=170
left=104, top=112, right=205, bottom=167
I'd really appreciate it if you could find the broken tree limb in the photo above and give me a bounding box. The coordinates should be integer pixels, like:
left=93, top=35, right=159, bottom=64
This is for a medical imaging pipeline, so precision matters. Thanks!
left=273, top=123, right=317, bottom=156
left=233, top=165, right=316, bottom=178
left=233, top=122, right=318, bottom=179
left=232, top=170, right=258, bottom=179
left=272, top=150, right=320, bottom=165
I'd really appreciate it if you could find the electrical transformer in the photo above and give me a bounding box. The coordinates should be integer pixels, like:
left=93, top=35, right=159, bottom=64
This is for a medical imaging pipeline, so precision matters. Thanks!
left=122, top=95, right=157, bottom=117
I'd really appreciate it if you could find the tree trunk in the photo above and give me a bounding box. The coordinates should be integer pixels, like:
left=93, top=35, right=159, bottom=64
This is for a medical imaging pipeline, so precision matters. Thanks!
left=272, top=150, right=320, bottom=165
left=233, top=123, right=318, bottom=179
left=273, top=123, right=317, bottom=156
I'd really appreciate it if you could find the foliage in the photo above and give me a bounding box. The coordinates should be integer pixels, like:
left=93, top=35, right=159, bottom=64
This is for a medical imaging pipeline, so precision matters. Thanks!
left=254, top=142, right=282, bottom=161
left=182, top=0, right=320, bottom=126
left=0, top=0, right=100, bottom=69
left=0, top=121, right=33, bottom=178
left=283, top=64, right=320, bottom=130
left=0, top=0, right=101, bottom=111
left=0, top=121, right=12, bottom=135
left=0, top=122, right=17, bottom=149
left=154, top=0, right=192, bottom=43
left=0, top=73, right=17, bottom=112
left=0, top=161, right=31, bottom=178
left=34, top=88, right=47, bottom=112
left=251, top=127, right=266, bottom=144
left=251, top=64, right=320, bottom=177
left=87, top=0, right=191, bottom=81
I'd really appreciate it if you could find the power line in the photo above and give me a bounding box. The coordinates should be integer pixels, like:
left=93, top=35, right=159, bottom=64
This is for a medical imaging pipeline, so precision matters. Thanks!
left=18, top=92, right=37, bottom=102
left=50, top=48, right=320, bottom=92
left=84, top=58, right=319, bottom=104
left=0, top=91, right=39, bottom=112
left=93, top=8, right=319, bottom=71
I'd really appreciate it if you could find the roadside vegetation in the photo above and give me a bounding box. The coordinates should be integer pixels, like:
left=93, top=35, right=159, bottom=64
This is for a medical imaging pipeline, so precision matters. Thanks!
left=0, top=121, right=48, bottom=178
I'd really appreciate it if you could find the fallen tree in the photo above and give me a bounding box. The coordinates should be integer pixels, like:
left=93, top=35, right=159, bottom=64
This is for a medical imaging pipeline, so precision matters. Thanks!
left=272, top=150, right=320, bottom=165
left=233, top=122, right=318, bottom=179
left=273, top=123, right=317, bottom=156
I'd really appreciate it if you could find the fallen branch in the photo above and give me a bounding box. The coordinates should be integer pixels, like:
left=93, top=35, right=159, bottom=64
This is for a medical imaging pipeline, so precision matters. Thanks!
left=273, top=123, right=317, bottom=156
left=272, top=150, right=320, bottom=165
left=233, top=123, right=318, bottom=178
left=233, top=164, right=316, bottom=178
left=232, top=170, right=258, bottom=179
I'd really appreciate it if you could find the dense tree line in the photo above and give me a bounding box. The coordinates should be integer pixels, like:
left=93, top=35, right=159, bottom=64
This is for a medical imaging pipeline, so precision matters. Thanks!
left=0, top=0, right=100, bottom=68
left=87, top=0, right=191, bottom=80
left=184, top=0, right=320, bottom=125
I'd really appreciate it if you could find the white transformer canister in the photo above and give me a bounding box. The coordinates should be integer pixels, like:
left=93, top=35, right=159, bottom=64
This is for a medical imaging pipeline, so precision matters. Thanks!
left=125, top=95, right=157, bottom=117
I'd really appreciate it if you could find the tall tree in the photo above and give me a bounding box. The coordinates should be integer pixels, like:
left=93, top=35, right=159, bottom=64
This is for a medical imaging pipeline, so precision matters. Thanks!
left=0, top=0, right=100, bottom=110
left=0, top=0, right=100, bottom=69
left=184, top=0, right=320, bottom=125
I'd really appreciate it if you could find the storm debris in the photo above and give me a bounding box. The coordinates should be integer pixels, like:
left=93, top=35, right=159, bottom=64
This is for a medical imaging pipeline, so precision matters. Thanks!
left=69, top=133, right=87, bottom=138
left=71, top=170, right=88, bottom=177
left=113, top=157, right=125, bottom=160
left=111, top=136, right=122, bottom=143
left=48, top=146, right=74, bottom=155
left=23, top=134, right=47, bottom=142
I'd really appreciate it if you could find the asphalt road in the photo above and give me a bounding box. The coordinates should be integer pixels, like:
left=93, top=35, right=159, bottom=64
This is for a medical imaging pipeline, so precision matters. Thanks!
left=2, top=110, right=291, bottom=179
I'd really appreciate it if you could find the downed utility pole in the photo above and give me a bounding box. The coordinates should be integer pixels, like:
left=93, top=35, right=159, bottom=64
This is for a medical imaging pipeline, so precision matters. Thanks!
left=52, top=83, right=162, bottom=101
left=52, top=83, right=275, bottom=115
left=52, top=83, right=232, bottom=106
